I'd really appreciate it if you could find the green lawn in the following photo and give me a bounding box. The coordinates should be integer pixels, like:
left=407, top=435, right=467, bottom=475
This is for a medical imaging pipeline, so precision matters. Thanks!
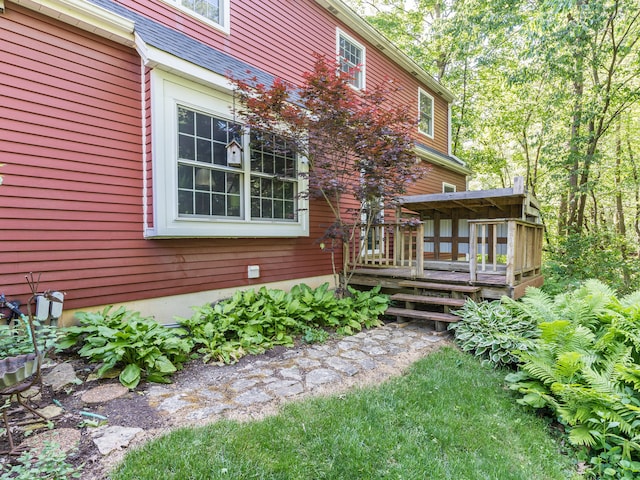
left=113, top=347, right=580, bottom=480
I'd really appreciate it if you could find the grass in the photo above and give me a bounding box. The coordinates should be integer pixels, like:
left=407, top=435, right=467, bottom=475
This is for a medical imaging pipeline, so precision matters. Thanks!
left=113, top=347, right=580, bottom=480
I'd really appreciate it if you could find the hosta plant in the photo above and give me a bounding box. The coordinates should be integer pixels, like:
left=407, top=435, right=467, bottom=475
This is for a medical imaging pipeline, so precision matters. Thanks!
left=178, top=283, right=388, bottom=364
left=448, top=299, right=538, bottom=367
left=58, top=306, right=192, bottom=389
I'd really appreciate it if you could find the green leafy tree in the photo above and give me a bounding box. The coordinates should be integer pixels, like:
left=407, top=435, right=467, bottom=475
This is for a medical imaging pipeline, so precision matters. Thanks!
left=231, top=55, right=424, bottom=293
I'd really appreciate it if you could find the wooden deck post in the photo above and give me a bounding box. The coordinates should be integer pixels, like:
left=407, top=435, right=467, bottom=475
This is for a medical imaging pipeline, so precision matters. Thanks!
left=416, top=222, right=424, bottom=277
left=505, top=220, right=516, bottom=286
left=469, top=222, right=477, bottom=282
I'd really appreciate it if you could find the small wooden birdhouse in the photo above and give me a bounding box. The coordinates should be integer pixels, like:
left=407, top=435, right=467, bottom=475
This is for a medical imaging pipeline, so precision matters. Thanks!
left=226, top=139, right=243, bottom=167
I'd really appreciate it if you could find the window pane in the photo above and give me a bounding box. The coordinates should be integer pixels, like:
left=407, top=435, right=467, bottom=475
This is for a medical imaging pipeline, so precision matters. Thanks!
left=227, top=195, right=240, bottom=216
left=211, top=194, right=225, bottom=215
left=195, top=192, right=210, bottom=215
left=178, top=164, right=193, bottom=189
left=251, top=197, right=260, bottom=217
left=227, top=173, right=240, bottom=194
left=178, top=107, right=194, bottom=134
left=196, top=113, right=212, bottom=139
left=178, top=190, right=193, bottom=214
left=213, top=119, right=228, bottom=142
left=195, top=168, right=210, bottom=189
left=196, top=138, right=212, bottom=163
left=213, top=142, right=226, bottom=165
left=261, top=178, right=272, bottom=197
left=262, top=198, right=272, bottom=218
left=212, top=169, right=225, bottom=192
left=274, top=200, right=284, bottom=219
left=178, top=134, right=195, bottom=160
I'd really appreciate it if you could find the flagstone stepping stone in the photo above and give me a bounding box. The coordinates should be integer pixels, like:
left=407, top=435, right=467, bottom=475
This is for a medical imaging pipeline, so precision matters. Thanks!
left=42, top=363, right=80, bottom=392
left=91, top=425, right=143, bottom=455
left=81, top=384, right=129, bottom=404
left=21, top=428, right=81, bottom=455
left=36, top=405, right=63, bottom=419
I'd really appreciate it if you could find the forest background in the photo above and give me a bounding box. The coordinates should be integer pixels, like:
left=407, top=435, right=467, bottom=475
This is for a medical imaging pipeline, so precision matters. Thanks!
left=347, top=0, right=640, bottom=293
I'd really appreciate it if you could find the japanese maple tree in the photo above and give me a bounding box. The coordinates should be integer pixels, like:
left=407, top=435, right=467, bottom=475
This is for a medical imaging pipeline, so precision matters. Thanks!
left=232, top=55, right=426, bottom=292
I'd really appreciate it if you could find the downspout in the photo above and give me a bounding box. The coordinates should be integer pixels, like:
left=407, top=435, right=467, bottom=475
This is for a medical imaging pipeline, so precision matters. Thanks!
left=135, top=33, right=149, bottom=235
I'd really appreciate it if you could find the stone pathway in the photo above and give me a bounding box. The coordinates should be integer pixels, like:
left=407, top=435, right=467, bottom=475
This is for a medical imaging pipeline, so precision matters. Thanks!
left=145, top=322, right=450, bottom=427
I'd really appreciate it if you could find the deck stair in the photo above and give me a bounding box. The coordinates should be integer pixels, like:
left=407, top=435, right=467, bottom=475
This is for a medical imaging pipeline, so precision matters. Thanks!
left=385, top=281, right=480, bottom=331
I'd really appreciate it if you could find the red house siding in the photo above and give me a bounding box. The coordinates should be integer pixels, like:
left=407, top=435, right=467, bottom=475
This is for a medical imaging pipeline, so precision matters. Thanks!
left=0, top=0, right=465, bottom=321
left=120, top=0, right=449, bottom=152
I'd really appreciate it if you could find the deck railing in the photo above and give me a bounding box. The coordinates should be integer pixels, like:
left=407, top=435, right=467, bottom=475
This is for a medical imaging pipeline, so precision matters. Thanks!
left=345, top=222, right=424, bottom=276
left=469, top=219, right=543, bottom=286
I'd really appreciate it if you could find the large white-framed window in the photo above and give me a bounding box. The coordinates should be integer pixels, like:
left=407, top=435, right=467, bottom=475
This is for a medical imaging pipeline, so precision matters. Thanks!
left=167, top=0, right=230, bottom=34
left=418, top=88, right=434, bottom=138
left=337, top=29, right=366, bottom=90
left=149, top=70, right=308, bottom=238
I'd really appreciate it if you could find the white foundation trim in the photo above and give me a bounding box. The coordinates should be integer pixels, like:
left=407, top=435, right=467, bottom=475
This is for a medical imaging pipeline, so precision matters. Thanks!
left=60, top=275, right=336, bottom=326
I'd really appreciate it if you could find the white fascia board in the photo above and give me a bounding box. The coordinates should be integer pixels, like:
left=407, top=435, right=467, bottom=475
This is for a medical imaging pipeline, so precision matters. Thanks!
left=315, top=0, right=455, bottom=103
left=11, top=0, right=134, bottom=45
left=135, top=33, right=235, bottom=94
left=415, top=146, right=472, bottom=176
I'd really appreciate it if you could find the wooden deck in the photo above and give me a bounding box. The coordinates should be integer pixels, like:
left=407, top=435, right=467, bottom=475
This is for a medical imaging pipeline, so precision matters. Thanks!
left=349, top=267, right=543, bottom=300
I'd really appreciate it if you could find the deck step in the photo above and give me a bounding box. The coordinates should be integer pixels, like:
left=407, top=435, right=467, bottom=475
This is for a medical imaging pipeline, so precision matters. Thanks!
left=385, top=307, right=459, bottom=323
left=398, top=280, right=481, bottom=293
left=390, top=293, right=466, bottom=308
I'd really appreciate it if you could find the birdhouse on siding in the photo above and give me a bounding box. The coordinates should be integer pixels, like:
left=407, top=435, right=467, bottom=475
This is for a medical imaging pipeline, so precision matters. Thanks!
left=226, top=139, right=243, bottom=167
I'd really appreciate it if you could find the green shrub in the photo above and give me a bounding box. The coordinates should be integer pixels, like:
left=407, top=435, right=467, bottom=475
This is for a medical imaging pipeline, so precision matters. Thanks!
left=178, top=283, right=388, bottom=364
left=504, top=280, right=640, bottom=479
left=448, top=299, right=538, bottom=367
left=58, top=306, right=192, bottom=389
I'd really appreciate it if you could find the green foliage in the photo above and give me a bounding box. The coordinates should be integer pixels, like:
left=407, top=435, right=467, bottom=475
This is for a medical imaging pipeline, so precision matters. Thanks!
left=178, top=283, right=388, bottom=364
left=0, top=316, right=58, bottom=360
left=543, top=234, right=640, bottom=296
left=302, top=327, right=329, bottom=344
left=0, top=442, right=83, bottom=479
left=504, top=280, right=640, bottom=478
left=59, top=306, right=192, bottom=389
left=448, top=299, right=538, bottom=367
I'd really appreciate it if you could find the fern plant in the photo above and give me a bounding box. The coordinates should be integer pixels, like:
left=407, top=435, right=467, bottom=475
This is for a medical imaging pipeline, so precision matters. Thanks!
left=505, top=280, right=640, bottom=478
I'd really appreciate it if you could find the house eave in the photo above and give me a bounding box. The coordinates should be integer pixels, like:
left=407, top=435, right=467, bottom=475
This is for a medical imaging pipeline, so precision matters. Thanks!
left=10, top=0, right=134, bottom=45
left=315, top=0, right=455, bottom=103
left=414, top=144, right=472, bottom=176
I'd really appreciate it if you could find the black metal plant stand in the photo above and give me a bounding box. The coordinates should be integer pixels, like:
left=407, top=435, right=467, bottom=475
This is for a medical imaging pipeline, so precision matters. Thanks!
left=0, top=274, right=59, bottom=455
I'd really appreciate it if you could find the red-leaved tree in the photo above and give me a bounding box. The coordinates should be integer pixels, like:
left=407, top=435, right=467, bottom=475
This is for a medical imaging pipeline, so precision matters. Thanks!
left=232, top=54, right=426, bottom=292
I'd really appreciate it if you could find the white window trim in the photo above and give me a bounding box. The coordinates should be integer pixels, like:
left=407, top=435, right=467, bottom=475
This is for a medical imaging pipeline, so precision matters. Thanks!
left=147, top=69, right=309, bottom=238
left=442, top=182, right=457, bottom=193
left=336, top=28, right=366, bottom=90
left=418, top=88, right=434, bottom=138
left=160, top=0, right=230, bottom=35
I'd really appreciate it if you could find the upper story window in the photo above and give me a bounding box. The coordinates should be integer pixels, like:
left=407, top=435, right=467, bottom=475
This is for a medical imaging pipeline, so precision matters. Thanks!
left=337, top=29, right=365, bottom=90
left=172, top=0, right=229, bottom=33
left=442, top=182, right=456, bottom=193
left=418, top=88, right=434, bottom=137
left=149, top=70, right=308, bottom=238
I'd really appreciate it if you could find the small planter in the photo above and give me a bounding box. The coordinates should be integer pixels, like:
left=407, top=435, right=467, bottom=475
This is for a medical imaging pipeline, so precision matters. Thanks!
left=0, top=353, right=39, bottom=389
